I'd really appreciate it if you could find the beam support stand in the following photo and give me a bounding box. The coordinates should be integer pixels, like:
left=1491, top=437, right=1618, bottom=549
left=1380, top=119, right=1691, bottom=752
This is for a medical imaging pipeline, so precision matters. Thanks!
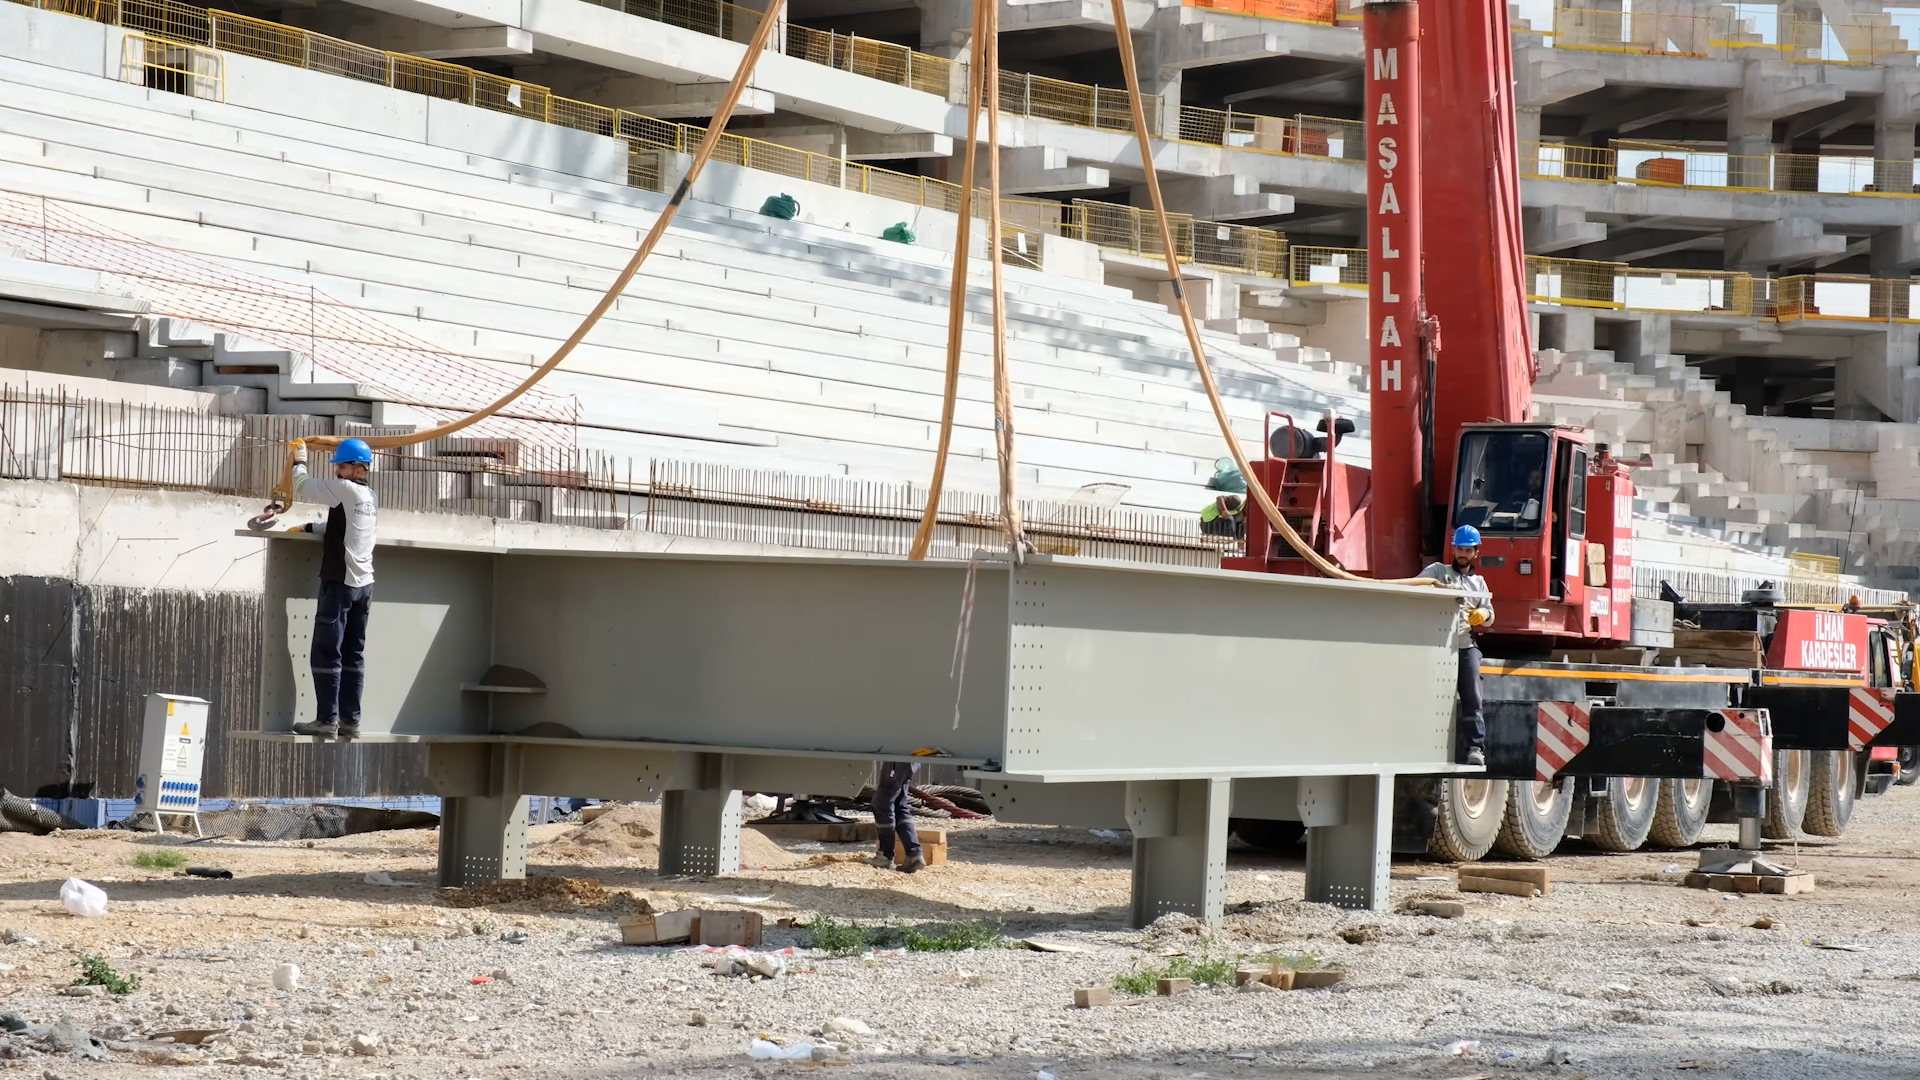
left=1304, top=773, right=1392, bottom=909
left=1126, top=777, right=1229, bottom=926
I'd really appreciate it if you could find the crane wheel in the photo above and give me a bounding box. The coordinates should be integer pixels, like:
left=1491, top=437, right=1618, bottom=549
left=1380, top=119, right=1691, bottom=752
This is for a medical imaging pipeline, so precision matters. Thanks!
left=1492, top=779, right=1573, bottom=859
left=1648, top=777, right=1712, bottom=849
left=1803, top=750, right=1856, bottom=838
left=1426, top=777, right=1508, bottom=862
left=1763, top=749, right=1812, bottom=839
left=1896, top=748, right=1920, bottom=786
left=1586, top=775, right=1656, bottom=852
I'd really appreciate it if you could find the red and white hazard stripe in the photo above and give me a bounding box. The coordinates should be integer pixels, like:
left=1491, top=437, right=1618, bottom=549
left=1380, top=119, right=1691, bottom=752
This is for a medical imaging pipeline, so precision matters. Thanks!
left=1847, top=687, right=1896, bottom=751
left=1703, top=709, right=1772, bottom=782
left=1535, top=701, right=1591, bottom=782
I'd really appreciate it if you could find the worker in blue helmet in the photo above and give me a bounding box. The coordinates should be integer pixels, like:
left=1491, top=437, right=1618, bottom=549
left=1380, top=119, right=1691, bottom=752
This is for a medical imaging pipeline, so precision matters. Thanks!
left=288, top=438, right=379, bottom=739
left=1418, top=524, right=1494, bottom=767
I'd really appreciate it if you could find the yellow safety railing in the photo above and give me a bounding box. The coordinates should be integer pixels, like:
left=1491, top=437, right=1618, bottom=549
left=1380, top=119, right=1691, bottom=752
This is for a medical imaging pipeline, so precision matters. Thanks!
left=1764, top=276, right=1920, bottom=323
left=1288, top=246, right=1365, bottom=288
left=1522, top=142, right=1619, bottom=182
left=1547, top=4, right=1911, bottom=63
left=1528, top=141, right=1920, bottom=197
left=121, top=31, right=223, bottom=100
left=1194, top=218, right=1287, bottom=277
left=998, top=71, right=1150, bottom=134
left=1176, top=106, right=1361, bottom=160
left=1525, top=256, right=1621, bottom=309
left=1061, top=201, right=1286, bottom=277
left=1526, top=256, right=1756, bottom=316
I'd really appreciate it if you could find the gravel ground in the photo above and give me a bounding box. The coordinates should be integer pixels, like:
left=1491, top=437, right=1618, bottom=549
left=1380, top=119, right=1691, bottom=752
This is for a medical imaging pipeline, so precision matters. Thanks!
left=7, top=792, right=1920, bottom=1080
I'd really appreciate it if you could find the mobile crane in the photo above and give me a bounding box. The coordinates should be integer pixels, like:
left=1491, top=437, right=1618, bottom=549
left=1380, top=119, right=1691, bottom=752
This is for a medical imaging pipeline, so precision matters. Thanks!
left=1223, top=0, right=1918, bottom=860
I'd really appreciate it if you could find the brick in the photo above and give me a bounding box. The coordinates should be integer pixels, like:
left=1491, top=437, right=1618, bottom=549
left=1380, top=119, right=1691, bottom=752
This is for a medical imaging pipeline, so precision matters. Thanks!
left=1072, top=987, right=1111, bottom=1008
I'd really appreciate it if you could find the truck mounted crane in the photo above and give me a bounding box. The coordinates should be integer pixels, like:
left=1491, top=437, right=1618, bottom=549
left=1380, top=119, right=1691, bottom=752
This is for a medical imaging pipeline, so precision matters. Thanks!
left=1224, top=0, right=1918, bottom=861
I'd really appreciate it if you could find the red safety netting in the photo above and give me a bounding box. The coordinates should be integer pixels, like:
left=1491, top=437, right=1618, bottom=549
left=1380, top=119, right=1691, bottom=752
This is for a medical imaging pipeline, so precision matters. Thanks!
left=0, top=191, right=581, bottom=450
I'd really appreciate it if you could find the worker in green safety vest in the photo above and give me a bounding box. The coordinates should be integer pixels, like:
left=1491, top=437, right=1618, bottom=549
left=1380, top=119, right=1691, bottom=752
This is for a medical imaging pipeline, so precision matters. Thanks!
left=1199, top=494, right=1246, bottom=539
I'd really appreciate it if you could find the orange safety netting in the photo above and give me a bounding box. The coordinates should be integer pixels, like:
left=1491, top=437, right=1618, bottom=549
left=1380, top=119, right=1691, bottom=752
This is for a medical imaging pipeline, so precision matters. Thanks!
left=1181, top=0, right=1335, bottom=24
left=0, top=191, right=580, bottom=449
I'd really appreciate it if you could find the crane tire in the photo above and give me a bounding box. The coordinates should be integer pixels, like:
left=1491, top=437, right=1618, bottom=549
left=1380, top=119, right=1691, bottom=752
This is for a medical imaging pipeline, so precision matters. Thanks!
left=1493, top=779, right=1574, bottom=859
left=1426, top=777, right=1509, bottom=863
left=1648, top=778, right=1712, bottom=849
left=1802, top=750, right=1855, bottom=838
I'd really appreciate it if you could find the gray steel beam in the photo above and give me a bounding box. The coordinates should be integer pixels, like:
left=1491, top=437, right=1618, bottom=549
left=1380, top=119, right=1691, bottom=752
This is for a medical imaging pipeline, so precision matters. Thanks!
left=248, top=534, right=1465, bottom=922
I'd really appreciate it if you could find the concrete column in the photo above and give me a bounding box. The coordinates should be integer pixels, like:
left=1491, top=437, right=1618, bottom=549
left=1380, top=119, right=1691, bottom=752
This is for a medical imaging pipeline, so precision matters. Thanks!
left=1140, top=23, right=1182, bottom=140
left=1725, top=86, right=1774, bottom=190
left=915, top=0, right=973, bottom=58
left=1873, top=110, right=1916, bottom=196
left=1515, top=105, right=1543, bottom=173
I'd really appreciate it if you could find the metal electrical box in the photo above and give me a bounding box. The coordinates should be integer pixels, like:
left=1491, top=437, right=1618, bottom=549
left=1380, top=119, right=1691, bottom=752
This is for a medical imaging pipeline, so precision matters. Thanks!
left=133, top=693, right=210, bottom=835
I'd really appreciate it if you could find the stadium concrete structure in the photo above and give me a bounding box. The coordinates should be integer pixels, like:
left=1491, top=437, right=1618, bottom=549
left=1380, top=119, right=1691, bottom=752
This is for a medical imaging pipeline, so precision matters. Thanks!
left=1, top=0, right=1918, bottom=589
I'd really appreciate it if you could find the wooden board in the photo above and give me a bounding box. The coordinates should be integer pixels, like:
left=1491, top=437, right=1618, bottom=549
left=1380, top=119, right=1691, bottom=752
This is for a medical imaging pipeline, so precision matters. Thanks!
left=696, top=910, right=764, bottom=947
left=1673, top=629, right=1764, bottom=650
left=1683, top=871, right=1815, bottom=895
left=1549, top=648, right=1655, bottom=667
left=1073, top=987, right=1112, bottom=1008
left=1462, top=865, right=1550, bottom=895
left=1460, top=874, right=1541, bottom=898
left=894, top=840, right=948, bottom=866
left=619, top=909, right=700, bottom=945
left=1658, top=648, right=1764, bottom=670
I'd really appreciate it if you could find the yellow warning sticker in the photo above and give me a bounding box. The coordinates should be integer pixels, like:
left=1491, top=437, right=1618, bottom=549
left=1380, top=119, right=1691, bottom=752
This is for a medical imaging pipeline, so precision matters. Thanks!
left=179, top=721, right=191, bottom=737
left=166, top=699, right=175, bottom=716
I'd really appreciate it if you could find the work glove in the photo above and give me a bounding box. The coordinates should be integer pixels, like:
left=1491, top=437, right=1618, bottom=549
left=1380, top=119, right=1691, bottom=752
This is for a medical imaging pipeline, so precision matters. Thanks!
left=290, top=438, right=307, bottom=466
left=1465, top=607, right=1490, bottom=627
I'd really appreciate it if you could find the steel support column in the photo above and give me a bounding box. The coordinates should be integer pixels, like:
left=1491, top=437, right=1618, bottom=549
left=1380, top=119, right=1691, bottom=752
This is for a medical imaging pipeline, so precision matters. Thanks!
left=659, top=788, right=743, bottom=876
left=438, top=794, right=529, bottom=887
left=1126, top=778, right=1230, bottom=926
left=1304, top=774, right=1392, bottom=909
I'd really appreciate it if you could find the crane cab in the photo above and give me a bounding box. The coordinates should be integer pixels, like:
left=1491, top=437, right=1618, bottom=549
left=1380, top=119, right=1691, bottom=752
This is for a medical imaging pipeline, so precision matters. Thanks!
left=1448, top=423, right=1634, bottom=645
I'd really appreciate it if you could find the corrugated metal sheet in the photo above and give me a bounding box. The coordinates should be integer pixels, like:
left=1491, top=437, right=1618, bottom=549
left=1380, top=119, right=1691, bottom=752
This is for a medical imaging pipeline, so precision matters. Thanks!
left=1, top=576, right=425, bottom=800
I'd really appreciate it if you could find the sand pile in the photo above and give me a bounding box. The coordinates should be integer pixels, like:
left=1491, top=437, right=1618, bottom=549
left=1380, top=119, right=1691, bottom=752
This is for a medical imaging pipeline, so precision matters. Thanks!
left=437, top=875, right=654, bottom=914
left=540, top=803, right=806, bottom=870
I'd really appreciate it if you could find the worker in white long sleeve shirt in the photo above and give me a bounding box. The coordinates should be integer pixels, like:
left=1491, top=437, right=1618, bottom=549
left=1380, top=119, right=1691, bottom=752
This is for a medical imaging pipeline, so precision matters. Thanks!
left=288, top=437, right=378, bottom=739
left=1417, top=524, right=1494, bottom=767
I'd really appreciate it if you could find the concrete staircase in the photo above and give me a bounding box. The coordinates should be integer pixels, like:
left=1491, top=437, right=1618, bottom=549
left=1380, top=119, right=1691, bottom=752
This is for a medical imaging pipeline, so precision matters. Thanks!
left=1533, top=346, right=1894, bottom=556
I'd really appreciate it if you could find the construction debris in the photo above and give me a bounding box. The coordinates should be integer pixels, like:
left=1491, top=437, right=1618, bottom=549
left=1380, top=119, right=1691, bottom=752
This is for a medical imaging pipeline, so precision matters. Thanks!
left=1459, top=874, right=1541, bottom=898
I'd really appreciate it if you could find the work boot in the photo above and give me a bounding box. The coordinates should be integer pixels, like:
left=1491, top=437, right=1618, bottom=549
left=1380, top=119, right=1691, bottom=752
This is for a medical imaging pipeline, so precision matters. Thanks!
left=336, top=721, right=361, bottom=740
left=1465, top=747, right=1486, bottom=767
left=867, top=854, right=894, bottom=869
left=895, top=853, right=926, bottom=874
left=292, top=719, right=338, bottom=738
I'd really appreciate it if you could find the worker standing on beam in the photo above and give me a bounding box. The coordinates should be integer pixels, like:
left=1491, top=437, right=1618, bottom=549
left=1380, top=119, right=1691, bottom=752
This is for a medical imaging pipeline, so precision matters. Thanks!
left=1418, top=525, right=1492, bottom=767
left=869, top=760, right=926, bottom=873
left=289, top=438, right=379, bottom=740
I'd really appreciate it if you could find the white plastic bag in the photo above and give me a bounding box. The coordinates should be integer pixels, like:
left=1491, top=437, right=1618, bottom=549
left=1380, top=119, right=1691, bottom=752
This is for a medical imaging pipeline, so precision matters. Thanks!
left=748, top=1038, right=815, bottom=1060
left=272, top=962, right=302, bottom=992
left=60, top=877, right=107, bottom=917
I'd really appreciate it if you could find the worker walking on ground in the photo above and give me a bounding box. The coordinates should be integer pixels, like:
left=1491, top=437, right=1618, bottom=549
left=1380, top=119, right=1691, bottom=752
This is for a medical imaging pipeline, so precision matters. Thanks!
left=869, top=760, right=926, bottom=873
left=1418, top=525, right=1493, bottom=767
left=288, top=438, right=378, bottom=740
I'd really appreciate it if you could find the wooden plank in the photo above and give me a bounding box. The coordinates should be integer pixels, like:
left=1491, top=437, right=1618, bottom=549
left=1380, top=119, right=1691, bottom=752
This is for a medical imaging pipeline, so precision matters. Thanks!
left=1682, top=871, right=1814, bottom=895
left=1459, top=874, right=1540, bottom=898
left=1461, top=865, right=1550, bottom=895
left=619, top=909, right=700, bottom=945
left=1673, top=629, right=1763, bottom=650
left=1549, top=648, right=1655, bottom=666
left=894, top=840, right=948, bottom=866
left=1659, top=648, right=1764, bottom=670
left=1156, top=977, right=1193, bottom=997
left=1290, top=971, right=1347, bottom=988
left=1414, top=900, right=1466, bottom=918
left=1764, top=873, right=1816, bottom=895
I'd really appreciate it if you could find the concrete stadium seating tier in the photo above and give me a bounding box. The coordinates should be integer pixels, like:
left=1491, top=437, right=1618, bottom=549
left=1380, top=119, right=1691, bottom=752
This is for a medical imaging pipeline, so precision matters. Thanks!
left=0, top=6, right=1371, bottom=517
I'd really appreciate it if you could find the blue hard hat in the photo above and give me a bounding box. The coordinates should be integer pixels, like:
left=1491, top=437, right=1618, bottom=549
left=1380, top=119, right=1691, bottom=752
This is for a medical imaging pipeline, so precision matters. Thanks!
left=331, top=438, right=373, bottom=465
left=1452, top=524, right=1482, bottom=547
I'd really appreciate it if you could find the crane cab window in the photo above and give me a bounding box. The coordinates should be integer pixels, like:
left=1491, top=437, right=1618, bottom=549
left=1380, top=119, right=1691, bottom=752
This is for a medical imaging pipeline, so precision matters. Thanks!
left=1453, top=430, right=1550, bottom=535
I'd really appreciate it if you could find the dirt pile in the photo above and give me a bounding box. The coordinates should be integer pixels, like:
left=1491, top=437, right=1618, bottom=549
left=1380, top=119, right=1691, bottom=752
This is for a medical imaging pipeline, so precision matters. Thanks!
left=539, top=803, right=807, bottom=869
left=437, top=875, right=654, bottom=915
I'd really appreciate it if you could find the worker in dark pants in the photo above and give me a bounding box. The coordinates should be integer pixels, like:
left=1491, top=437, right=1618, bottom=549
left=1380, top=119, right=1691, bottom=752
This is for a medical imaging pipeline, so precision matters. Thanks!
left=869, top=760, right=925, bottom=873
left=289, top=438, right=378, bottom=740
left=1418, top=525, right=1493, bottom=767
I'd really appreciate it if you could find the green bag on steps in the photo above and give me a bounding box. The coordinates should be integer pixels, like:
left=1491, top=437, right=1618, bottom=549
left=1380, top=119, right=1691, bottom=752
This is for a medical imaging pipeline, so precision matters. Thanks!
left=882, top=222, right=916, bottom=244
left=759, top=193, right=800, bottom=219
